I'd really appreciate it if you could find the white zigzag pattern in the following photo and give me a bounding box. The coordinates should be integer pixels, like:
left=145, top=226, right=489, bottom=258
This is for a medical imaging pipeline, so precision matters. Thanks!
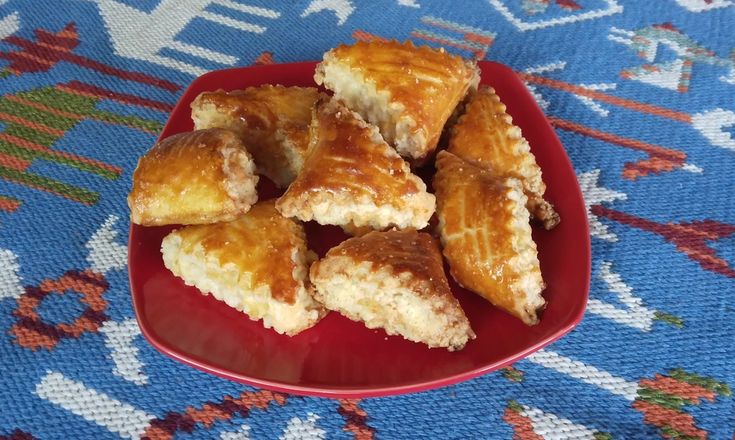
left=86, top=216, right=147, bottom=386
left=674, top=0, right=733, bottom=11
left=220, top=425, right=251, bottom=440
left=301, top=0, right=354, bottom=25
left=587, top=261, right=656, bottom=331
left=279, top=413, right=326, bottom=440
left=91, top=0, right=280, bottom=76
left=527, top=350, right=639, bottom=401
left=0, top=0, right=19, bottom=40
left=692, top=108, right=735, bottom=152
left=301, top=0, right=419, bottom=25
left=517, top=404, right=601, bottom=439
left=86, top=215, right=127, bottom=275
left=522, top=61, right=616, bottom=117
left=576, top=169, right=627, bottom=242
left=0, top=248, right=23, bottom=299
left=35, top=372, right=154, bottom=439
left=397, top=0, right=420, bottom=7
left=487, top=0, right=623, bottom=32
left=100, top=319, right=148, bottom=385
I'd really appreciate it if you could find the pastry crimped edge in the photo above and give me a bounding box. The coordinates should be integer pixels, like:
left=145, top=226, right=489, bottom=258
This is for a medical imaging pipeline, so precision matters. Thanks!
left=314, top=40, right=480, bottom=163
left=434, top=151, right=546, bottom=325
left=310, top=231, right=475, bottom=351
left=449, top=86, right=559, bottom=229
left=160, top=212, right=326, bottom=336
left=276, top=99, right=435, bottom=230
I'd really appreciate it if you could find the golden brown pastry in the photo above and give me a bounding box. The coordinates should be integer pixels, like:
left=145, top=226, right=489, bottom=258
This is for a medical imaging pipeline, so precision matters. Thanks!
left=340, top=222, right=380, bottom=237
left=161, top=200, right=326, bottom=336
left=448, top=86, right=559, bottom=229
left=310, top=229, right=475, bottom=351
left=276, top=98, right=435, bottom=230
left=314, top=40, right=479, bottom=163
left=128, top=128, right=258, bottom=226
left=191, top=85, right=320, bottom=188
left=433, top=151, right=545, bottom=325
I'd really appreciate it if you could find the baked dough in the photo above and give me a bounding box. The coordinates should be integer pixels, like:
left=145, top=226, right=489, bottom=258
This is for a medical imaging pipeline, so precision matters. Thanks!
left=314, top=40, right=479, bottom=163
left=433, top=151, right=546, bottom=325
left=448, top=86, right=559, bottom=229
left=191, top=85, right=320, bottom=188
left=161, top=200, right=326, bottom=336
left=128, top=128, right=258, bottom=226
left=276, top=98, right=435, bottom=230
left=310, top=229, right=475, bottom=350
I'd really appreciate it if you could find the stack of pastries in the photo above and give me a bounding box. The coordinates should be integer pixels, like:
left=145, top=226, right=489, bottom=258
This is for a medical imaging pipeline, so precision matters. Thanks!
left=128, top=40, right=558, bottom=351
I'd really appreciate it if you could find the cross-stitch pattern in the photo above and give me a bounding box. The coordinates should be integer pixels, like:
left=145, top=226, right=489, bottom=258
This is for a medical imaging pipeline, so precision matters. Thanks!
left=0, top=1, right=733, bottom=438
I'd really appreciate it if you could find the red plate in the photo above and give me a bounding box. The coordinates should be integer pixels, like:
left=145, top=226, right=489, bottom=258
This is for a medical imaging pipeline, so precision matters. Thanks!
left=128, top=61, right=590, bottom=398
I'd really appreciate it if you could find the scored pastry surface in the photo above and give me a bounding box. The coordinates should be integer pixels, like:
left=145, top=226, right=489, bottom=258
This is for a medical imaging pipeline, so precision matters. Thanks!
left=448, top=85, right=559, bottom=229
left=276, top=98, right=435, bottom=231
left=433, top=151, right=546, bottom=325
left=314, top=40, right=479, bottom=163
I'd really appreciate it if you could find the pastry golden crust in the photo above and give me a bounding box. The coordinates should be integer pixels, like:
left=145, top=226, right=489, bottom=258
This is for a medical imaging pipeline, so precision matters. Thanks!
left=161, top=200, right=326, bottom=336
left=276, top=98, right=435, bottom=230
left=128, top=128, right=258, bottom=226
left=448, top=86, right=559, bottom=229
left=314, top=40, right=479, bottom=163
left=340, top=222, right=379, bottom=237
left=310, top=229, right=475, bottom=350
left=433, top=151, right=545, bottom=325
left=191, top=85, right=320, bottom=187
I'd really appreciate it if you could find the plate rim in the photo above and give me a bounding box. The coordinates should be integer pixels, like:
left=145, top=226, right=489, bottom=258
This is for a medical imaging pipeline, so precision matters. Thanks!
left=128, top=60, right=591, bottom=398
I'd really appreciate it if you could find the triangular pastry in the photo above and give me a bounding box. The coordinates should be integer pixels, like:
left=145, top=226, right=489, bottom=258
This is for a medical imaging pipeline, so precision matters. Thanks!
left=191, top=85, right=320, bottom=187
left=310, top=229, right=475, bottom=351
left=433, top=151, right=546, bottom=325
left=276, top=98, right=435, bottom=230
left=448, top=86, right=559, bottom=229
left=314, top=40, right=479, bottom=163
left=128, top=128, right=258, bottom=226
left=161, top=200, right=326, bottom=335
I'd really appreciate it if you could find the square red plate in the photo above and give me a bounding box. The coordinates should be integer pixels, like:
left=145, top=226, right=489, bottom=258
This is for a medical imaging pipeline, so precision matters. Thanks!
left=128, top=61, right=590, bottom=398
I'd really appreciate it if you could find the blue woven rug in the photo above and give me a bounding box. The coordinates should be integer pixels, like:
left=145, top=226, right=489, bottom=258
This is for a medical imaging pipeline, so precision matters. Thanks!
left=0, top=1, right=733, bottom=438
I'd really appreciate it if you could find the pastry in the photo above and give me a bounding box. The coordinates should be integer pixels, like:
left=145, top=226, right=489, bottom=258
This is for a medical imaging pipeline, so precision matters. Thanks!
left=340, top=222, right=379, bottom=237
left=310, top=229, right=475, bottom=350
left=433, top=151, right=545, bottom=325
left=128, top=128, right=258, bottom=226
left=276, top=98, right=435, bottom=230
left=448, top=86, right=559, bottom=229
left=191, top=85, right=320, bottom=187
left=314, top=40, right=479, bottom=163
left=161, top=200, right=326, bottom=336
